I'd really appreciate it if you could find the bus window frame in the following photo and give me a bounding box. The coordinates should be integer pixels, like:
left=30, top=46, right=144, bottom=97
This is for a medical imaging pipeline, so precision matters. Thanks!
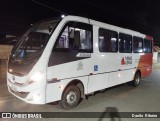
left=143, top=38, right=152, bottom=53
left=53, top=21, right=93, bottom=53
left=133, top=36, right=143, bottom=53
left=119, top=33, right=132, bottom=53
left=98, top=28, right=118, bottom=53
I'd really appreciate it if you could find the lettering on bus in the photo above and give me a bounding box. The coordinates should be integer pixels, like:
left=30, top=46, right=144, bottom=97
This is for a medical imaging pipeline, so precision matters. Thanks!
left=121, top=56, right=132, bottom=65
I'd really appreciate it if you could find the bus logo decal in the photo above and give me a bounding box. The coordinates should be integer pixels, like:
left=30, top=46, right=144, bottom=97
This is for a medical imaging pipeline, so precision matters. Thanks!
left=121, top=56, right=132, bottom=65
left=121, top=57, right=125, bottom=65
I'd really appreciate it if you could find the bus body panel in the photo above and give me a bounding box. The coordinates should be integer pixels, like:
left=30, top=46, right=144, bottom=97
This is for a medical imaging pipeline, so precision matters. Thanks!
left=7, top=15, right=153, bottom=106
left=7, top=85, right=46, bottom=104
left=7, top=75, right=46, bottom=104
left=45, top=76, right=89, bottom=103
left=137, top=53, right=152, bottom=78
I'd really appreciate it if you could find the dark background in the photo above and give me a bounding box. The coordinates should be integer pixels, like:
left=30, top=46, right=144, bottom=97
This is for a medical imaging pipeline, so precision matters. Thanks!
left=0, top=0, right=160, bottom=45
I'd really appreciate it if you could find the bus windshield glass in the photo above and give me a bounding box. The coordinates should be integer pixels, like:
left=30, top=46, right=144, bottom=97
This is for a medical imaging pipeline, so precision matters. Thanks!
left=12, top=20, right=59, bottom=60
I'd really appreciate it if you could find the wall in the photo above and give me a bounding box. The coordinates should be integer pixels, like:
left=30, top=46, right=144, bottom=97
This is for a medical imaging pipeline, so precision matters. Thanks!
left=0, top=45, right=13, bottom=59
left=153, top=52, right=158, bottom=63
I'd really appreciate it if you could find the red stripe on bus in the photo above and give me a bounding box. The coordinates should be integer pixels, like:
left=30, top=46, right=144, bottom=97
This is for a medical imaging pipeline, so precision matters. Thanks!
left=136, top=53, right=152, bottom=78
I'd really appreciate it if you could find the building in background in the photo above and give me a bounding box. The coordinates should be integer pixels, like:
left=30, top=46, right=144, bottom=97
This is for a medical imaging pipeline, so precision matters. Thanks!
left=0, top=34, right=17, bottom=45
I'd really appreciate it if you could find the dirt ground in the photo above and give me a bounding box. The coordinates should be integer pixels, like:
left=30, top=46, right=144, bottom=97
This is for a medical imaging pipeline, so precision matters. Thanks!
left=0, top=59, right=7, bottom=81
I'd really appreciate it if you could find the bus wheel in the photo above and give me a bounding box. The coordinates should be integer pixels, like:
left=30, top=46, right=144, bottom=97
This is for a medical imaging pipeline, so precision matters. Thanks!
left=129, top=72, right=141, bottom=87
left=59, top=85, right=80, bottom=109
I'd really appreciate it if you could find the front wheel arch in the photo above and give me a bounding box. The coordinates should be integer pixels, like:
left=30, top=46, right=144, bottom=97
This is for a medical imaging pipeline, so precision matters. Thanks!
left=62, top=80, right=85, bottom=99
left=59, top=80, right=85, bottom=109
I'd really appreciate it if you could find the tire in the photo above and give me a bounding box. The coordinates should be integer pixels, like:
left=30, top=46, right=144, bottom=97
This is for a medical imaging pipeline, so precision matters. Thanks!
left=59, top=85, right=80, bottom=109
left=128, top=72, right=141, bottom=87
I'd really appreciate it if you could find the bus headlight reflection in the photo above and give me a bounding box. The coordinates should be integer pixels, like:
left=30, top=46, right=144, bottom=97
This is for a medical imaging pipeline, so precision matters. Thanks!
left=30, top=72, right=44, bottom=82
left=32, top=93, right=41, bottom=101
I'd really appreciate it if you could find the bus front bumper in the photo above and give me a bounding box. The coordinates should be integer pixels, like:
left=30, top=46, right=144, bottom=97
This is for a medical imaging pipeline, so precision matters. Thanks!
left=7, top=80, right=46, bottom=105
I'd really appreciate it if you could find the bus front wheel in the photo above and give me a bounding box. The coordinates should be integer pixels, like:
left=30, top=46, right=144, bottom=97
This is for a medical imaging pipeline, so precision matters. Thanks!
left=59, top=85, right=80, bottom=109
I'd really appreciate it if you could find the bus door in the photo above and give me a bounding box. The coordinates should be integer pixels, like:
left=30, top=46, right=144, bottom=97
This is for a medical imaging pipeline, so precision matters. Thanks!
left=46, top=21, right=93, bottom=102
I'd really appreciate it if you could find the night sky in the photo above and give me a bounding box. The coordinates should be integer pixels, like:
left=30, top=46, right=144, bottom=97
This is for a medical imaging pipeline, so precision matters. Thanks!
left=1, top=0, right=160, bottom=41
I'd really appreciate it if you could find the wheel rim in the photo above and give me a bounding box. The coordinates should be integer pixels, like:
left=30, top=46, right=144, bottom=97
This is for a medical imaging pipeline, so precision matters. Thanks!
left=136, top=76, right=140, bottom=85
left=66, top=91, right=77, bottom=105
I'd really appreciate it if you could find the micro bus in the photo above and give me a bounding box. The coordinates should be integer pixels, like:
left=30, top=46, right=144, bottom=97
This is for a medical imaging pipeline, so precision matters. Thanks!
left=7, top=15, right=153, bottom=109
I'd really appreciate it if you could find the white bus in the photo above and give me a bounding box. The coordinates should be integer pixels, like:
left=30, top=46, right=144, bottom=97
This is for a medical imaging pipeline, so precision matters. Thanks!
left=7, top=15, right=153, bottom=109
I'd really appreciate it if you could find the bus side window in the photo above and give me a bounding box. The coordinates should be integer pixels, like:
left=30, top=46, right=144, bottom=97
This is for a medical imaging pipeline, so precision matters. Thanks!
left=133, top=36, right=143, bottom=53
left=119, top=33, right=132, bottom=53
left=68, top=30, right=80, bottom=51
left=49, top=22, right=93, bottom=66
left=54, top=21, right=93, bottom=53
left=55, top=26, right=69, bottom=49
left=99, top=28, right=118, bottom=52
left=144, top=39, right=152, bottom=53
left=74, top=31, right=80, bottom=49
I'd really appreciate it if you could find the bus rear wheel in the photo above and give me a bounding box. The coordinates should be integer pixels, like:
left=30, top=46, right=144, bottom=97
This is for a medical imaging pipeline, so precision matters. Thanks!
left=128, top=72, right=141, bottom=87
left=59, top=85, right=80, bottom=109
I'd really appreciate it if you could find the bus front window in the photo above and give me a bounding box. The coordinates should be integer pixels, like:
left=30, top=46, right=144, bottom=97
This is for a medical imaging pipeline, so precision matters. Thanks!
left=12, top=20, right=59, bottom=60
left=8, top=20, right=59, bottom=76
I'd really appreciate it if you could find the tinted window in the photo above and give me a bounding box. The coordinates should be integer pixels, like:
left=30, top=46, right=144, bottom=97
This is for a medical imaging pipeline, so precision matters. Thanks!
left=49, top=22, right=93, bottom=66
left=144, top=39, right=152, bottom=53
left=99, top=28, right=118, bottom=52
left=54, top=21, right=92, bottom=53
left=133, top=37, right=143, bottom=53
left=11, top=20, right=58, bottom=59
left=119, top=33, right=132, bottom=53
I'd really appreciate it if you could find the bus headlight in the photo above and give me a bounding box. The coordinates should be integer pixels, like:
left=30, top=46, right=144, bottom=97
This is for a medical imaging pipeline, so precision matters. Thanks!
left=26, top=72, right=44, bottom=85
left=27, top=72, right=44, bottom=84
left=30, top=72, right=44, bottom=82
left=25, top=72, right=44, bottom=85
left=32, top=93, right=41, bottom=101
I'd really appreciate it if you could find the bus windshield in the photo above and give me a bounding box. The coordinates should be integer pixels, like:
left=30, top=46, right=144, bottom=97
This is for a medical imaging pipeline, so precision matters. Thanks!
left=12, top=20, right=59, bottom=60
